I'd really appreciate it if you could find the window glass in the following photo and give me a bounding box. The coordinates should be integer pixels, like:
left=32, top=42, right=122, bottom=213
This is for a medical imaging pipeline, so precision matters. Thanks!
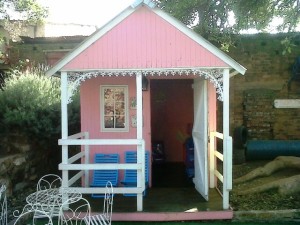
left=101, top=86, right=128, bottom=131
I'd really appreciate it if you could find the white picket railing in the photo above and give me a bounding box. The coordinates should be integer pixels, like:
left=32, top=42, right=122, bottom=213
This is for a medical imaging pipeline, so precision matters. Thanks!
left=209, top=131, right=232, bottom=209
left=58, top=131, right=146, bottom=211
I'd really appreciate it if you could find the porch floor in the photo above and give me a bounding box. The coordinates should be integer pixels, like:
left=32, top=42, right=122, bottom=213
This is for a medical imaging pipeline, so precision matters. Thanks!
left=85, top=163, right=231, bottom=221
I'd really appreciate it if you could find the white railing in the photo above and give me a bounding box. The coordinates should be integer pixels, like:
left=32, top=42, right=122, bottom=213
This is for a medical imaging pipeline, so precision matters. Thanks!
left=58, top=132, right=146, bottom=211
left=209, top=131, right=232, bottom=209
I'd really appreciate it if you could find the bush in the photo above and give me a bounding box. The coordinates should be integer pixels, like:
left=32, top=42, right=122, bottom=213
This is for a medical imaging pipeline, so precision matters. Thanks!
left=0, top=69, right=61, bottom=138
left=0, top=66, right=80, bottom=152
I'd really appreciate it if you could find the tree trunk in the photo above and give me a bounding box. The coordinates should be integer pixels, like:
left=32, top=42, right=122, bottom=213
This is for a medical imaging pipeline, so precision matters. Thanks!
left=234, top=156, right=300, bottom=195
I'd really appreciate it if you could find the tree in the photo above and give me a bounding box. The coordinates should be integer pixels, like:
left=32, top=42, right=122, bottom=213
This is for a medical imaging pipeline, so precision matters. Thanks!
left=0, top=0, right=48, bottom=22
left=154, top=0, right=300, bottom=51
left=0, top=0, right=48, bottom=64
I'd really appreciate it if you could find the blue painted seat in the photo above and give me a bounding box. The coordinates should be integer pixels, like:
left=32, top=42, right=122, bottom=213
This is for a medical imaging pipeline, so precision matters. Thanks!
left=121, top=151, right=149, bottom=196
left=91, top=153, right=119, bottom=198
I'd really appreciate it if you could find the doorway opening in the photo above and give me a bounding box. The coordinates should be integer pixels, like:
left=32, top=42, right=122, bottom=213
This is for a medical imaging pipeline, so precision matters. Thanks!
left=150, top=79, right=194, bottom=187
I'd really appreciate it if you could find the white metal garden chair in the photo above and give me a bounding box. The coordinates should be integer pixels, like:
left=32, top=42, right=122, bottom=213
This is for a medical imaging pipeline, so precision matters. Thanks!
left=58, top=197, right=91, bottom=225
left=13, top=209, right=53, bottom=225
left=37, top=174, right=62, bottom=191
left=58, top=181, right=114, bottom=225
left=88, top=181, right=114, bottom=225
left=32, top=174, right=63, bottom=220
left=0, top=185, right=7, bottom=225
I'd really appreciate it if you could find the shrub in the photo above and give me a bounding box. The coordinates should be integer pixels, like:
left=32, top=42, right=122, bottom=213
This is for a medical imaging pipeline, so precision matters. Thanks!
left=0, top=66, right=80, bottom=150
left=0, top=68, right=61, bottom=138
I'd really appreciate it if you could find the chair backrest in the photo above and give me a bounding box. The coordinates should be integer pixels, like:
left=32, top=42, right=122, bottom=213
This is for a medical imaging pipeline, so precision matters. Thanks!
left=13, top=210, right=53, bottom=225
left=93, top=154, right=119, bottom=186
left=58, top=197, right=91, bottom=225
left=94, top=154, right=119, bottom=163
left=37, top=174, right=62, bottom=191
left=124, top=151, right=150, bottom=183
left=0, top=185, right=7, bottom=225
left=102, top=181, right=114, bottom=224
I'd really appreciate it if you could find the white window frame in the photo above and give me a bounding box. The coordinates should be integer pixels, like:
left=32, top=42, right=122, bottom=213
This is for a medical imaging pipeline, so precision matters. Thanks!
left=100, top=85, right=129, bottom=132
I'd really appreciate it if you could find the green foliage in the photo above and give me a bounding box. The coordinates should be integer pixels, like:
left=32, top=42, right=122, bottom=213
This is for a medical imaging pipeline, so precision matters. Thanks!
left=0, top=0, right=48, bottom=22
left=0, top=65, right=81, bottom=153
left=155, top=0, right=300, bottom=51
left=0, top=0, right=48, bottom=65
left=0, top=68, right=61, bottom=140
left=281, top=37, right=297, bottom=55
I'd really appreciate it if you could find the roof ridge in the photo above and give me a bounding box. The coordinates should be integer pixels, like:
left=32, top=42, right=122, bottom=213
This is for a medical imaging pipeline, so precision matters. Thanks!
left=131, top=0, right=156, bottom=8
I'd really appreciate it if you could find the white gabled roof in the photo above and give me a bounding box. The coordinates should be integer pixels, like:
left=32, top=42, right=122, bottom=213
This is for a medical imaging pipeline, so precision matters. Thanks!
left=46, top=0, right=246, bottom=76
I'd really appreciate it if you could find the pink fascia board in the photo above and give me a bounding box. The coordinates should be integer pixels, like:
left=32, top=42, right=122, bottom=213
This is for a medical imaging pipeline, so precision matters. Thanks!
left=63, top=6, right=228, bottom=70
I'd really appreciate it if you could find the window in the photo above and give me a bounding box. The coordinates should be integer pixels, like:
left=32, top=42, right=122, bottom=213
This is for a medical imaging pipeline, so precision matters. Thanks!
left=101, top=85, right=128, bottom=132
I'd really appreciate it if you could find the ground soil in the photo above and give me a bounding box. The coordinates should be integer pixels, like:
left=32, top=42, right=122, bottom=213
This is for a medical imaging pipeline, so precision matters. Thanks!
left=231, top=160, right=300, bottom=211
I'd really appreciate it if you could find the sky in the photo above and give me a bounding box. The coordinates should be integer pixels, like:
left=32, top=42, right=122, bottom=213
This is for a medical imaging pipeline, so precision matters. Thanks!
left=38, top=0, right=135, bottom=26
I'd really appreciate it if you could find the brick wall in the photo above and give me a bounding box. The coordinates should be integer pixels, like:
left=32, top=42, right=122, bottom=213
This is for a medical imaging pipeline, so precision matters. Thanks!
left=229, top=33, right=300, bottom=140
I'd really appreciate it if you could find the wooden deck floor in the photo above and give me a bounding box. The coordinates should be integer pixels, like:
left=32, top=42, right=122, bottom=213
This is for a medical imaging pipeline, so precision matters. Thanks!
left=85, top=163, right=231, bottom=221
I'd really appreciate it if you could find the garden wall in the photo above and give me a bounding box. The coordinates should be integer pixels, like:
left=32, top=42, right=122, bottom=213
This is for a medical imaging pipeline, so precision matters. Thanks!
left=228, top=33, right=300, bottom=140
left=0, top=132, right=59, bottom=196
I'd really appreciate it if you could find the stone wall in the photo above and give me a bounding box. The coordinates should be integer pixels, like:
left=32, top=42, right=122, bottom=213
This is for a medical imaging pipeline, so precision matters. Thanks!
left=228, top=33, right=300, bottom=140
left=0, top=132, right=53, bottom=196
left=0, top=128, right=64, bottom=195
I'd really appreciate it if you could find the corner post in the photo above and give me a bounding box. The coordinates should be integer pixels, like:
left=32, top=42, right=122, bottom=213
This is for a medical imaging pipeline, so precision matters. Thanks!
left=136, top=72, right=144, bottom=211
left=222, top=68, right=232, bottom=209
left=61, top=72, right=69, bottom=189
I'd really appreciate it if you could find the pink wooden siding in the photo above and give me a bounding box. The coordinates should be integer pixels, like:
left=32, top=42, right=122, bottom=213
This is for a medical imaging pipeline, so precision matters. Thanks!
left=63, top=6, right=228, bottom=70
left=80, top=76, right=151, bottom=161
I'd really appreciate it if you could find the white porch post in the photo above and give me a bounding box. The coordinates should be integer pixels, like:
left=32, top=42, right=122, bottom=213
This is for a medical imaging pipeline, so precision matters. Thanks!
left=136, top=72, right=144, bottom=211
left=222, top=69, right=232, bottom=209
left=61, top=72, right=69, bottom=189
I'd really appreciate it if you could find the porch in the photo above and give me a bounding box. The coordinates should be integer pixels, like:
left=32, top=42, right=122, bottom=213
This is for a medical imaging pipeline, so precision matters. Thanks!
left=85, top=162, right=232, bottom=221
left=59, top=130, right=230, bottom=212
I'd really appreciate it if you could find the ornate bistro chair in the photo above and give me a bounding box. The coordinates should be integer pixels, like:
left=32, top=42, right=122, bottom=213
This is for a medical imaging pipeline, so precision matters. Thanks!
left=58, top=181, right=114, bottom=225
left=0, top=185, right=7, bottom=225
left=13, top=209, right=53, bottom=225
left=37, top=174, right=62, bottom=191
left=33, top=174, right=63, bottom=220
left=58, top=197, right=91, bottom=225
left=88, top=181, right=114, bottom=225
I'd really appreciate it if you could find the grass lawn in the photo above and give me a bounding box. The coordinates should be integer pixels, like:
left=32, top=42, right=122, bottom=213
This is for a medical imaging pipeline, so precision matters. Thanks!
left=29, top=219, right=299, bottom=225
left=114, top=222, right=299, bottom=225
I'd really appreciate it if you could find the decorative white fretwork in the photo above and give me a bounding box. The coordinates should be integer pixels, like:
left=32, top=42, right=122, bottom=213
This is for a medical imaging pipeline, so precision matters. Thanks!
left=66, top=68, right=224, bottom=103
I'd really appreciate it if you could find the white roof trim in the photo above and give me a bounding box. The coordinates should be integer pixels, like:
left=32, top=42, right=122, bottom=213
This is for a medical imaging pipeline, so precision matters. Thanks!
left=46, top=1, right=246, bottom=77
left=132, top=0, right=156, bottom=8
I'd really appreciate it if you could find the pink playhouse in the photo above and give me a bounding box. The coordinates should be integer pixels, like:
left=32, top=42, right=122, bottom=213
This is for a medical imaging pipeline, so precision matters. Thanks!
left=46, top=0, right=246, bottom=221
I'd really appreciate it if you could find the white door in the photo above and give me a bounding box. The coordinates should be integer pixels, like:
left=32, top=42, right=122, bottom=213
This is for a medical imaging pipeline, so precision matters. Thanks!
left=192, top=78, right=208, bottom=200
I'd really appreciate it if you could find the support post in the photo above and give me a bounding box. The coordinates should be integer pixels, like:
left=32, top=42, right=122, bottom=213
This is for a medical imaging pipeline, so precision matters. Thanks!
left=61, top=72, right=69, bottom=189
left=222, top=69, right=231, bottom=209
left=84, top=132, right=90, bottom=187
left=136, top=72, right=144, bottom=211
